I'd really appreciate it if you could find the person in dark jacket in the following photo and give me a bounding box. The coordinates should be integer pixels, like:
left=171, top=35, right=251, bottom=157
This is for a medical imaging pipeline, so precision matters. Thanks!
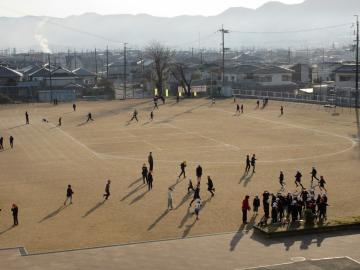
left=251, top=154, right=257, bottom=173
left=262, top=191, right=270, bottom=218
left=11, top=204, right=18, bottom=226
left=279, top=171, right=285, bottom=190
left=242, top=195, right=251, bottom=224
left=196, top=165, right=203, bottom=184
left=148, top=152, right=154, bottom=172
left=207, top=176, right=215, bottom=197
left=0, top=136, right=3, bottom=150
left=147, top=171, right=153, bottom=190
left=141, top=164, right=148, bottom=184
left=253, top=195, right=260, bottom=215
left=178, top=161, right=187, bottom=179
left=25, top=111, right=29, bottom=124
left=310, top=167, right=320, bottom=184
left=64, top=185, right=74, bottom=205
left=103, top=180, right=111, bottom=200
left=9, top=136, right=14, bottom=148
left=187, top=179, right=194, bottom=194
left=189, top=185, right=200, bottom=206
left=245, top=155, right=251, bottom=174
left=73, top=103, right=76, bottom=111
left=295, top=171, right=304, bottom=189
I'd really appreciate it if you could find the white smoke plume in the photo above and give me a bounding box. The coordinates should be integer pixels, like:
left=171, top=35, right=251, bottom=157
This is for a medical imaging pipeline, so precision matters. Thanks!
left=35, top=18, right=52, bottom=54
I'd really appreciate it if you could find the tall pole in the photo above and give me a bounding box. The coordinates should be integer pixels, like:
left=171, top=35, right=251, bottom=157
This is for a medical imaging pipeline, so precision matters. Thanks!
left=95, top=48, right=98, bottom=83
left=106, top=46, right=109, bottom=79
left=356, top=15, right=359, bottom=109
left=218, top=25, right=229, bottom=87
left=74, top=50, right=77, bottom=69
left=124, top=43, right=127, bottom=99
left=48, top=53, right=52, bottom=102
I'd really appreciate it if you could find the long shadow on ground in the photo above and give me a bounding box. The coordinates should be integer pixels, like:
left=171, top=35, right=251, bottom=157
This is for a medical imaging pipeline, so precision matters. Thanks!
left=39, top=205, right=68, bottom=223
left=83, top=201, right=105, bottom=218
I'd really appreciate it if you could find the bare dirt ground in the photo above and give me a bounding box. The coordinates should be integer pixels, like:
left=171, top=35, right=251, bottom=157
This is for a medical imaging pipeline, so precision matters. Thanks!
left=0, top=98, right=359, bottom=253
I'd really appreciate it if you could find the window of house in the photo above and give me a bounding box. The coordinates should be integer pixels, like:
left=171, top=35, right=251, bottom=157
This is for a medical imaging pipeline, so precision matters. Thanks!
left=339, top=75, right=354, bottom=82
left=282, top=75, right=291, bottom=81
left=257, top=76, right=272, bottom=82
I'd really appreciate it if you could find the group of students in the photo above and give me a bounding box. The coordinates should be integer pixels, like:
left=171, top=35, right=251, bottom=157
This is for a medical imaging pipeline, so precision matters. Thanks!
left=281, top=167, right=327, bottom=192
left=240, top=166, right=329, bottom=225
left=245, top=189, right=329, bottom=226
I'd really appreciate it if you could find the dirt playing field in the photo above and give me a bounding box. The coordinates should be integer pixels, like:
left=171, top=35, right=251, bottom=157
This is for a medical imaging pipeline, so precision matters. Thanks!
left=0, top=98, right=359, bottom=253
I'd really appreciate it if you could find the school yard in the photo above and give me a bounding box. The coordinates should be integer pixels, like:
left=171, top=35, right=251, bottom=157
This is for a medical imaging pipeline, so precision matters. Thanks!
left=0, top=97, right=359, bottom=254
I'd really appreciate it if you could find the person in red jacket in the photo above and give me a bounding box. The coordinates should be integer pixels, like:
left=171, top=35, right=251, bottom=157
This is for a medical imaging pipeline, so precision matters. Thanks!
left=242, top=195, right=251, bottom=224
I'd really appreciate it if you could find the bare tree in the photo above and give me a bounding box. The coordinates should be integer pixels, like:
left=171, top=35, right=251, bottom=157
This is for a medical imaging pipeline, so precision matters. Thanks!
left=170, top=63, right=200, bottom=97
left=145, top=41, right=173, bottom=96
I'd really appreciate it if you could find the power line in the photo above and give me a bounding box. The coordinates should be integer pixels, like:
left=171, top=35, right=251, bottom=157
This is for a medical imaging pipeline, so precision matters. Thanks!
left=231, top=23, right=352, bottom=34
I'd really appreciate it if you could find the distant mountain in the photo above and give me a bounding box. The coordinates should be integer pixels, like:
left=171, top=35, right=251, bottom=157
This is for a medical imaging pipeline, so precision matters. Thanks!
left=0, top=0, right=359, bottom=51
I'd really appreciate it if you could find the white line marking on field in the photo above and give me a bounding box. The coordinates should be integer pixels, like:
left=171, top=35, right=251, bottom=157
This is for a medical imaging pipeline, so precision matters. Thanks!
left=235, top=261, right=295, bottom=270
left=345, top=256, right=360, bottom=264
left=46, top=121, right=101, bottom=159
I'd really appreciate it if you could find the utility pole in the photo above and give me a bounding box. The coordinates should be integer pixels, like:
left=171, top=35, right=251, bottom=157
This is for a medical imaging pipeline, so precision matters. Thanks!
left=48, top=53, right=52, bottom=102
left=218, top=25, right=229, bottom=87
left=67, top=49, right=70, bottom=69
left=124, top=43, right=127, bottom=99
left=95, top=48, right=98, bottom=82
left=74, top=50, right=77, bottom=69
left=288, top=48, right=291, bottom=65
left=106, top=46, right=109, bottom=79
left=355, top=15, right=359, bottom=109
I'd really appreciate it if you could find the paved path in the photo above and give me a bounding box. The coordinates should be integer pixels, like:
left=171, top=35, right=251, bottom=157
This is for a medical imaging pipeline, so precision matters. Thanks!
left=1, top=230, right=360, bottom=270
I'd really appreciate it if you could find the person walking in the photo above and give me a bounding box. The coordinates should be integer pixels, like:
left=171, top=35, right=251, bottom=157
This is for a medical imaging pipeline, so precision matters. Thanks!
left=11, top=204, right=19, bottom=226
left=251, top=154, right=257, bottom=173
left=236, top=104, right=240, bottom=115
left=73, top=103, right=76, bottom=111
left=64, top=185, right=74, bottom=205
left=207, top=176, right=215, bottom=197
left=178, top=161, right=187, bottom=179
left=0, top=136, right=3, bottom=150
left=168, top=187, right=174, bottom=210
left=189, top=185, right=200, bottom=207
left=150, top=111, right=154, bottom=121
left=86, top=113, right=94, bottom=122
left=147, top=171, right=153, bottom=190
left=310, top=167, right=320, bottom=184
left=295, top=171, right=304, bottom=189
left=256, top=100, right=260, bottom=108
left=194, top=198, right=202, bottom=220
left=9, top=136, right=14, bottom=148
left=25, top=111, right=29, bottom=125
left=103, top=180, right=111, bottom=200
left=187, top=178, right=194, bottom=194
left=242, top=195, right=251, bottom=224
left=280, top=106, right=284, bottom=115
left=279, top=171, right=285, bottom=190
left=58, top=117, right=62, bottom=127
left=141, top=164, right=148, bottom=184
left=129, top=109, right=138, bottom=122
left=148, top=152, right=154, bottom=172
left=245, top=155, right=251, bottom=174
left=253, top=195, right=260, bottom=215
left=196, top=165, right=203, bottom=185
left=241, top=104, right=244, bottom=114
left=319, top=176, right=327, bottom=192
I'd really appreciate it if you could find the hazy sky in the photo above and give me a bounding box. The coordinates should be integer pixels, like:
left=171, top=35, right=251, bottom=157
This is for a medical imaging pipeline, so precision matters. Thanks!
left=0, top=0, right=305, bottom=18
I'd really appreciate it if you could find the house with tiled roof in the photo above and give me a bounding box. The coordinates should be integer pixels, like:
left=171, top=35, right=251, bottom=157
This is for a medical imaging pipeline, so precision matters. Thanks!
left=0, top=65, right=23, bottom=85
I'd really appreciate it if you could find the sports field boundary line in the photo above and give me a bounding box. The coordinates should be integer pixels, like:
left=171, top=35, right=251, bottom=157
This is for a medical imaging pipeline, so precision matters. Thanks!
left=5, top=226, right=360, bottom=257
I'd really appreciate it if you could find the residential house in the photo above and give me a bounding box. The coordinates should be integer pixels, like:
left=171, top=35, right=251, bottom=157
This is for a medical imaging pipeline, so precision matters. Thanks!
left=253, top=66, right=295, bottom=87
left=0, top=65, right=23, bottom=86
left=333, top=64, right=357, bottom=97
left=73, top=67, right=97, bottom=86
